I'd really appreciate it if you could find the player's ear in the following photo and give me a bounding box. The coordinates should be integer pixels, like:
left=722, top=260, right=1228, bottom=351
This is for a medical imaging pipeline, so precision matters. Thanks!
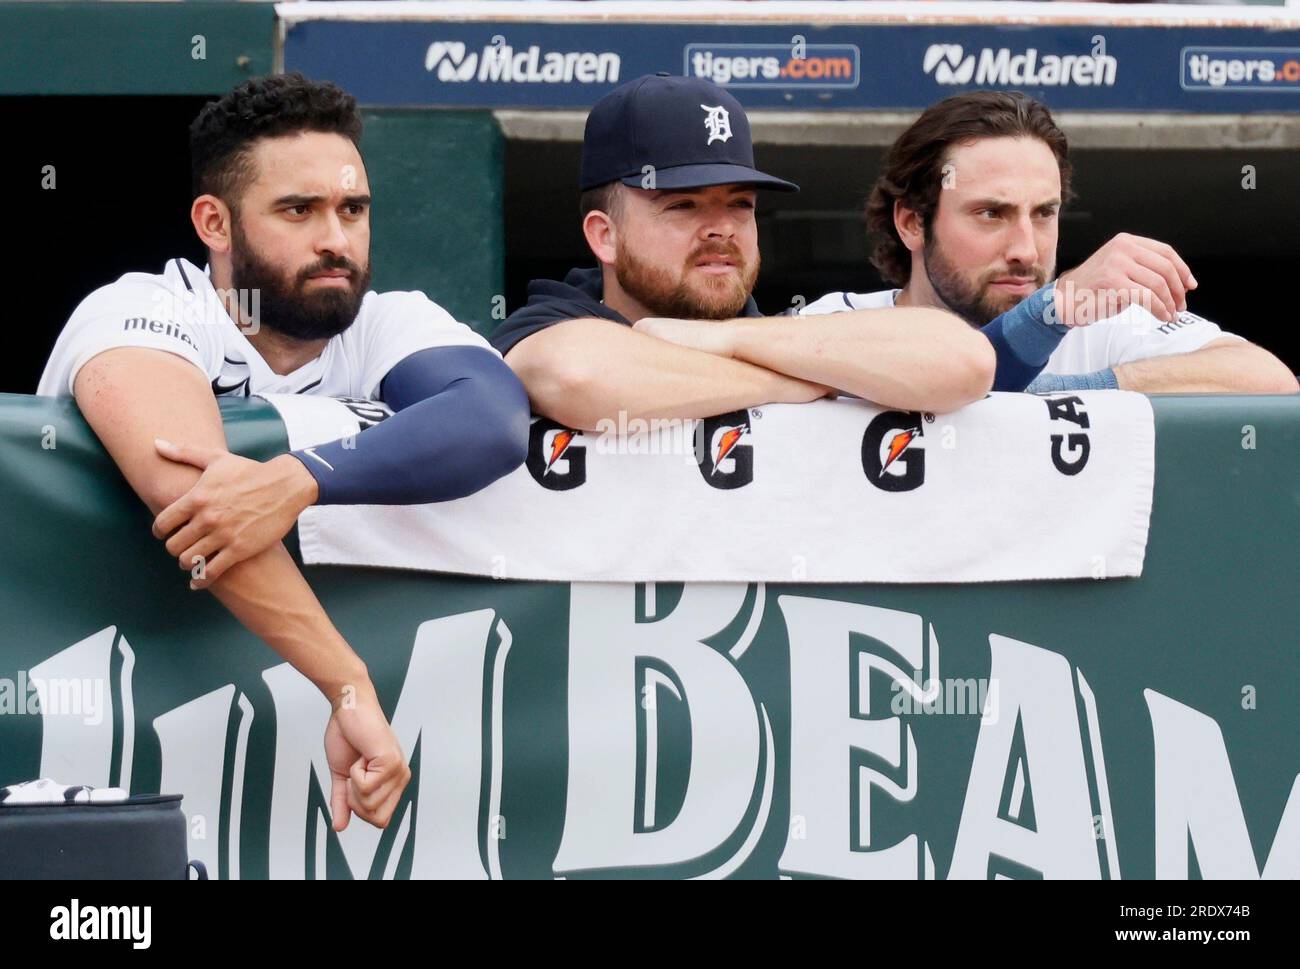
left=582, top=208, right=619, bottom=267
left=191, top=194, right=233, bottom=254
left=894, top=199, right=925, bottom=254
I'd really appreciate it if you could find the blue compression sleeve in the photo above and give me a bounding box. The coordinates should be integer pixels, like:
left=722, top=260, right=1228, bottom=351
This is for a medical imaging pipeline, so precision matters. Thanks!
left=1025, top=368, right=1119, bottom=394
left=980, top=283, right=1070, bottom=391
left=290, top=346, right=530, bottom=505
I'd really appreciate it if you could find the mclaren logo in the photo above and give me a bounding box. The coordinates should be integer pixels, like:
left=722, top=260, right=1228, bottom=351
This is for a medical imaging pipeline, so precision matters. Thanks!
left=862, top=411, right=928, bottom=492
left=923, top=43, right=1117, bottom=88
left=527, top=419, right=586, bottom=490
left=696, top=410, right=753, bottom=489
left=426, top=41, right=478, bottom=82
left=424, top=40, right=620, bottom=85
left=923, top=44, right=976, bottom=84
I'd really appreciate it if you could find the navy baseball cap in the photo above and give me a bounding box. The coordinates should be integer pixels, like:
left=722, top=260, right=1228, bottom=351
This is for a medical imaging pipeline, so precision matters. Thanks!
left=580, top=73, right=799, bottom=193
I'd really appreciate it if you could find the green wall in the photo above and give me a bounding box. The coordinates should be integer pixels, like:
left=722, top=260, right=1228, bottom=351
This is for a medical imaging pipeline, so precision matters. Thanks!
left=361, top=110, right=505, bottom=331
left=0, top=2, right=275, bottom=95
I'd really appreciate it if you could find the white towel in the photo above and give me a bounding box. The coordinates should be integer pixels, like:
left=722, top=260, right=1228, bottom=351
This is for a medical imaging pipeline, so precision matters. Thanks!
left=0, top=778, right=128, bottom=804
left=262, top=392, right=1155, bottom=584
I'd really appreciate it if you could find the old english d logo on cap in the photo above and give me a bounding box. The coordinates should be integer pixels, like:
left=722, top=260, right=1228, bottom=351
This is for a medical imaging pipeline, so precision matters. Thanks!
left=580, top=74, right=798, bottom=192
left=701, top=104, right=733, bottom=145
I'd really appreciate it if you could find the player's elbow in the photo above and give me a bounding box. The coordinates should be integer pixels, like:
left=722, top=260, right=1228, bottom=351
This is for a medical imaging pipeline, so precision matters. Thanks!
left=962, top=328, right=999, bottom=399
left=426, top=374, right=532, bottom=501
left=510, top=338, right=610, bottom=430
left=1220, top=345, right=1300, bottom=394
left=1250, top=369, right=1300, bottom=395
left=920, top=320, right=997, bottom=412
left=1250, top=359, right=1300, bottom=394
left=473, top=383, right=532, bottom=487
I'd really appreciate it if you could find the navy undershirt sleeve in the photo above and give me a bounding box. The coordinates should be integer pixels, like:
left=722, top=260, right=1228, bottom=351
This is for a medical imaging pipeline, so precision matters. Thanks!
left=289, top=346, right=530, bottom=505
left=488, top=297, right=603, bottom=356
left=980, top=283, right=1070, bottom=391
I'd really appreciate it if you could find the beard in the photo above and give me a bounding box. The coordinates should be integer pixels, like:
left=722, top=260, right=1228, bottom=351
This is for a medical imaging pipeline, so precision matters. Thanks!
left=922, top=233, right=1047, bottom=326
left=230, top=219, right=371, bottom=341
left=614, top=240, right=758, bottom=320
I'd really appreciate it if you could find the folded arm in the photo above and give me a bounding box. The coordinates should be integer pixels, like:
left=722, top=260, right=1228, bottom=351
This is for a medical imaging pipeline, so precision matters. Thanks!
left=504, top=317, right=831, bottom=430
left=679, top=307, right=996, bottom=412
left=76, top=349, right=369, bottom=696
left=152, top=345, right=530, bottom=587
left=292, top=345, right=531, bottom=504
left=1113, top=338, right=1298, bottom=394
left=75, top=347, right=408, bottom=830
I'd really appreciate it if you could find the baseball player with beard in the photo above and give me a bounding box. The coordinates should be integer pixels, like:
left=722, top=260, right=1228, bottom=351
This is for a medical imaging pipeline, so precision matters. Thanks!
left=801, top=91, right=1297, bottom=395
left=489, top=74, right=1001, bottom=429
left=38, top=74, right=531, bottom=831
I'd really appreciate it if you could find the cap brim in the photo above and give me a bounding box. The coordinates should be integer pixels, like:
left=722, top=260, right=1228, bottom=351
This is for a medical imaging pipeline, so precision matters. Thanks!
left=617, top=162, right=799, bottom=193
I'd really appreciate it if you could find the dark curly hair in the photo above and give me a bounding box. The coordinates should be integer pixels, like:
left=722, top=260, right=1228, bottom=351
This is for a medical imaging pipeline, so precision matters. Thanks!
left=867, top=91, right=1072, bottom=286
left=189, top=72, right=364, bottom=213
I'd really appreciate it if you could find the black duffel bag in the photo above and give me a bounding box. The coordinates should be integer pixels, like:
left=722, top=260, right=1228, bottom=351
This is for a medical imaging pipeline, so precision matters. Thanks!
left=0, top=793, right=205, bottom=880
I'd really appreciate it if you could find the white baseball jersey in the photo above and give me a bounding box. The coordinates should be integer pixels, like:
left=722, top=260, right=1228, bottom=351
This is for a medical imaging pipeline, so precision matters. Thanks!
left=38, top=257, right=494, bottom=400
left=800, top=288, right=1242, bottom=376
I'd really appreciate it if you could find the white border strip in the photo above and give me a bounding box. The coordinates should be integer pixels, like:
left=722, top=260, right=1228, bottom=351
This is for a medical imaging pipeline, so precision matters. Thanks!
left=276, top=1, right=1300, bottom=29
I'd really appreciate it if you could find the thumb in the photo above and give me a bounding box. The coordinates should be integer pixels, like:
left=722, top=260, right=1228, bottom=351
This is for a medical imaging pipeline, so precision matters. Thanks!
left=155, top=438, right=220, bottom=469
left=330, top=771, right=351, bottom=833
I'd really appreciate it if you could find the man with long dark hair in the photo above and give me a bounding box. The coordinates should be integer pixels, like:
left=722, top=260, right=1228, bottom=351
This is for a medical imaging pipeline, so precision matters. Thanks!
left=803, top=91, right=1296, bottom=394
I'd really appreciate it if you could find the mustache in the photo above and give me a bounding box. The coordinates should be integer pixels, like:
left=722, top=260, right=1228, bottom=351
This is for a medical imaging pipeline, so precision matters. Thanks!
left=981, top=266, right=1046, bottom=286
left=687, top=241, right=746, bottom=267
left=298, top=256, right=364, bottom=283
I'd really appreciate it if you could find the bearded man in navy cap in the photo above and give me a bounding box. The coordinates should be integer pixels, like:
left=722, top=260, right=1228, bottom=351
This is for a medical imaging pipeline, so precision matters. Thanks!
left=489, top=74, right=1003, bottom=430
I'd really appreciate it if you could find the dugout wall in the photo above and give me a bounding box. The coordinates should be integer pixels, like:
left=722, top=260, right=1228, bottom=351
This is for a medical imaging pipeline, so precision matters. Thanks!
left=1, top=391, right=1297, bottom=879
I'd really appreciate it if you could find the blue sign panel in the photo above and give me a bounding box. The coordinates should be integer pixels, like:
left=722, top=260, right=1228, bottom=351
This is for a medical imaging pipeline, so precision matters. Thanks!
left=283, top=20, right=1300, bottom=112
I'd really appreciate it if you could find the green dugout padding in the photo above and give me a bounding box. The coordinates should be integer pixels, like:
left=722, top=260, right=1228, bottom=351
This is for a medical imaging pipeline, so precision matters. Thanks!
left=0, top=393, right=1296, bottom=879
left=0, top=2, right=276, bottom=95
left=361, top=110, right=505, bottom=332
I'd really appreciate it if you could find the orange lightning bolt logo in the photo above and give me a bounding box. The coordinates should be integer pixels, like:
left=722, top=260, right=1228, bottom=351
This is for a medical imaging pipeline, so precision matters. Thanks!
left=879, top=428, right=918, bottom=477
left=544, top=429, right=576, bottom=475
left=712, top=425, right=748, bottom=475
